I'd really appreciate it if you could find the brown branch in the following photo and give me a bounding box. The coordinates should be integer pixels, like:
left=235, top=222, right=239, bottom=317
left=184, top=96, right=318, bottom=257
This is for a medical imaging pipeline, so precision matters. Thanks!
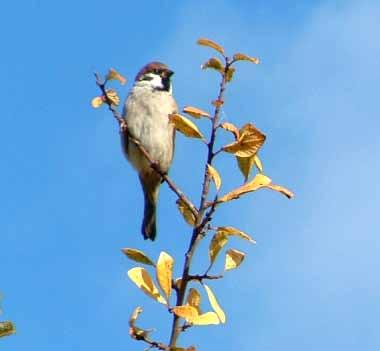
left=94, top=73, right=198, bottom=217
left=130, top=329, right=168, bottom=351
left=168, top=58, right=232, bottom=348
left=187, top=273, right=224, bottom=282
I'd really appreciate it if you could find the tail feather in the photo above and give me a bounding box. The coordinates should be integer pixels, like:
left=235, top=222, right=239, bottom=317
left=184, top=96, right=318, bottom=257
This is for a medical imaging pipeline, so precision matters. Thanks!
left=142, top=195, right=157, bottom=240
left=139, top=174, right=160, bottom=241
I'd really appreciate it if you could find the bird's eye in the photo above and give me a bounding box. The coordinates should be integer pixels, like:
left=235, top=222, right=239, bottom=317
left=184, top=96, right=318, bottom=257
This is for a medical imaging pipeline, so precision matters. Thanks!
left=154, top=69, right=161, bottom=74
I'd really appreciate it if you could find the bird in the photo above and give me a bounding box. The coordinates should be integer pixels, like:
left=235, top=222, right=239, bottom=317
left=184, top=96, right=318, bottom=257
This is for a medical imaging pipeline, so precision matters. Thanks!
left=121, top=62, right=177, bottom=241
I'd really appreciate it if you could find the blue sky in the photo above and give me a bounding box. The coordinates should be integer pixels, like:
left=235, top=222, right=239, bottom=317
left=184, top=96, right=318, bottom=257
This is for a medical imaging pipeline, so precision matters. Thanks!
left=1, top=0, right=380, bottom=350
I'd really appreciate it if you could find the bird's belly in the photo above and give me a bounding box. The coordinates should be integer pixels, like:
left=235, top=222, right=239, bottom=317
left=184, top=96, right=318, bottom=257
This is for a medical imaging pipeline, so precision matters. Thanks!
left=126, top=101, right=174, bottom=174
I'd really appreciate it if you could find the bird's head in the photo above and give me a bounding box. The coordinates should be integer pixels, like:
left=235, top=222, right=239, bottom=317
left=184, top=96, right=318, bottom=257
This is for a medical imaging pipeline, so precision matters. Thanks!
left=135, top=62, right=174, bottom=93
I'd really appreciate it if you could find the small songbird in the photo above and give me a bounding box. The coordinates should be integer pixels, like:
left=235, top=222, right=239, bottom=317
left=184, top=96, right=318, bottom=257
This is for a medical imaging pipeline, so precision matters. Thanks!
left=122, top=62, right=177, bottom=241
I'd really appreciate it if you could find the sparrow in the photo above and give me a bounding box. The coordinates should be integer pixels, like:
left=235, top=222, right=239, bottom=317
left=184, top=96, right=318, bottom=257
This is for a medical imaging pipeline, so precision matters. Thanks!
left=121, top=62, right=177, bottom=241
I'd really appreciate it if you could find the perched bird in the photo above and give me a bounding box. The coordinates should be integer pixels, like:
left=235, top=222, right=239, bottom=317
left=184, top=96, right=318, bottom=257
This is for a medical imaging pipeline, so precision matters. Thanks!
left=122, top=62, right=177, bottom=240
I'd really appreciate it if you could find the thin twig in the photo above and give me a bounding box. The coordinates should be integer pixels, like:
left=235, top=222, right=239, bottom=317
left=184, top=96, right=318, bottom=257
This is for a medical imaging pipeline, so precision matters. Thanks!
left=187, top=274, right=224, bottom=282
left=130, top=330, right=168, bottom=351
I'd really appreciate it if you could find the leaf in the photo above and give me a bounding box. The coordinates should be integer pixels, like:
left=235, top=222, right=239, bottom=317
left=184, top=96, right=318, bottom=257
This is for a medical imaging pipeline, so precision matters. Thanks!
left=223, top=123, right=266, bottom=157
left=201, top=57, right=224, bottom=73
left=218, top=173, right=272, bottom=203
left=203, top=284, right=226, bottom=323
left=156, top=251, right=174, bottom=300
left=0, top=321, right=16, bottom=338
left=193, top=311, right=220, bottom=325
left=209, top=232, right=229, bottom=265
left=127, top=267, right=166, bottom=304
left=172, top=305, right=199, bottom=323
left=216, top=226, right=256, bottom=244
left=266, top=183, right=294, bottom=199
left=183, top=106, right=210, bottom=119
left=218, top=174, right=293, bottom=202
left=225, top=249, right=245, bottom=271
left=225, top=66, right=235, bottom=82
left=233, top=53, right=260, bottom=64
left=106, top=68, right=127, bottom=85
left=121, top=248, right=155, bottom=266
left=91, top=96, right=104, bottom=108
left=254, top=155, right=263, bottom=173
left=128, top=306, right=143, bottom=327
left=220, top=122, right=240, bottom=140
left=197, top=38, right=225, bottom=56
left=105, top=89, right=120, bottom=105
left=207, top=164, right=222, bottom=191
left=236, top=155, right=256, bottom=182
left=129, top=325, right=152, bottom=340
left=169, top=113, right=204, bottom=139
left=186, top=288, right=202, bottom=314
left=176, top=199, right=197, bottom=226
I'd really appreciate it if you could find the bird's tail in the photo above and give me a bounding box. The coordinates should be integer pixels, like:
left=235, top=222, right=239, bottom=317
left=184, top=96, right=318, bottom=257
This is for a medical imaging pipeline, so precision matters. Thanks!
left=140, top=174, right=160, bottom=241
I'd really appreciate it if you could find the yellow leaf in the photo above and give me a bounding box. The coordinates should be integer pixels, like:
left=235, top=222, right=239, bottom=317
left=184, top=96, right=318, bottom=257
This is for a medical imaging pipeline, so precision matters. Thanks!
left=218, top=174, right=294, bottom=202
left=203, top=285, right=226, bottom=323
left=225, top=66, right=235, bottom=82
left=183, top=106, right=210, bottom=119
left=201, top=57, right=224, bottom=73
left=128, top=306, right=143, bottom=327
left=236, top=155, right=256, bottom=182
left=169, top=113, right=204, bottom=139
left=172, top=305, right=199, bottom=323
left=218, top=173, right=272, bottom=203
left=91, top=96, right=104, bottom=108
left=186, top=288, right=202, bottom=314
left=209, top=232, right=229, bottom=265
left=216, top=226, right=256, bottom=244
left=207, top=164, right=222, bottom=191
left=169, top=348, right=187, bottom=351
left=223, top=123, right=266, bottom=157
left=156, top=251, right=174, bottom=301
left=266, top=183, right=294, bottom=199
left=233, top=53, right=260, bottom=64
left=121, top=248, right=155, bottom=266
left=225, top=249, right=245, bottom=271
left=197, top=38, right=225, bottom=56
left=105, top=89, right=120, bottom=105
left=106, top=68, right=127, bottom=85
left=0, top=321, right=16, bottom=338
left=127, top=267, right=166, bottom=304
left=220, top=122, right=240, bottom=140
left=176, top=199, right=197, bottom=226
left=193, top=311, right=220, bottom=325
left=254, top=155, right=263, bottom=173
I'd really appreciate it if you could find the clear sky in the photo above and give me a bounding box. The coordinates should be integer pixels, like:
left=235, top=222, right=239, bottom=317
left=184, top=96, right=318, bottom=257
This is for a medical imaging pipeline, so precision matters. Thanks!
left=1, top=0, right=380, bottom=350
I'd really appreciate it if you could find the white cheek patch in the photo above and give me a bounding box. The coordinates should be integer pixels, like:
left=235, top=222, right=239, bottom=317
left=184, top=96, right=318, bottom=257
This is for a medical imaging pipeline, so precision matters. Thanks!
left=145, top=73, right=163, bottom=89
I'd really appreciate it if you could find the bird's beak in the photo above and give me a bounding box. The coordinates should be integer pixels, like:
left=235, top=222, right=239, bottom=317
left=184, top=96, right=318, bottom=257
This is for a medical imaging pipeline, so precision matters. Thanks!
left=164, top=69, right=174, bottom=78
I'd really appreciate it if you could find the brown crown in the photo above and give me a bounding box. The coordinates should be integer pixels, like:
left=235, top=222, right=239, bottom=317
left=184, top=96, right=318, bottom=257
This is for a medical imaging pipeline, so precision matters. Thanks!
left=135, top=62, right=173, bottom=81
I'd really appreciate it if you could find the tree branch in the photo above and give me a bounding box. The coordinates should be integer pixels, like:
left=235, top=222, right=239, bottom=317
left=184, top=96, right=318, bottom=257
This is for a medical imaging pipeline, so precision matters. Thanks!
left=168, top=58, right=232, bottom=348
left=187, top=273, right=224, bottom=282
left=130, top=329, right=168, bottom=351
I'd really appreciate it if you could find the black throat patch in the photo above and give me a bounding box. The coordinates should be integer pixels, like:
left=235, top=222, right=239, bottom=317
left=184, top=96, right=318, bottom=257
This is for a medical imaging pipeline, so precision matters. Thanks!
left=154, top=76, right=171, bottom=92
